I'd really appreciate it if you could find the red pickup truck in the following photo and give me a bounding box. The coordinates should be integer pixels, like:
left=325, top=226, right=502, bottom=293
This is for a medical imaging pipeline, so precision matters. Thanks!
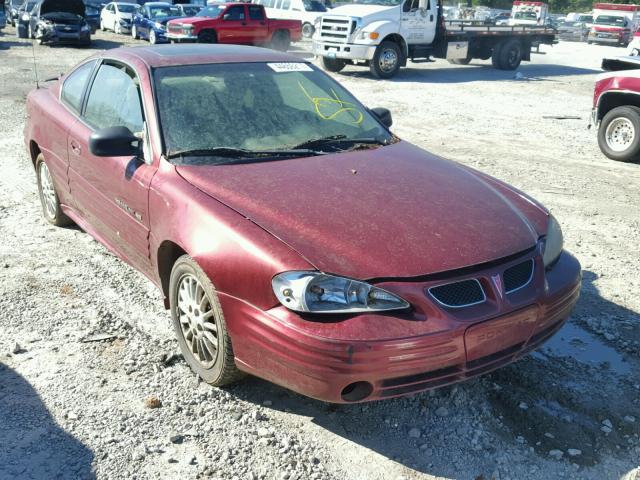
left=166, top=3, right=301, bottom=51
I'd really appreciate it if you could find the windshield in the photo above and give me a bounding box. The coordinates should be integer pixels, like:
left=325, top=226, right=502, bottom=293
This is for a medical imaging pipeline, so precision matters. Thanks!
left=352, top=0, right=401, bottom=6
left=514, top=11, right=537, bottom=20
left=196, top=5, right=222, bottom=17
left=595, top=15, right=626, bottom=26
left=577, top=15, right=592, bottom=22
left=154, top=62, right=393, bottom=163
left=21, top=1, right=36, bottom=11
left=148, top=5, right=180, bottom=17
left=180, top=5, right=201, bottom=15
left=303, top=0, right=326, bottom=12
left=117, top=3, right=137, bottom=12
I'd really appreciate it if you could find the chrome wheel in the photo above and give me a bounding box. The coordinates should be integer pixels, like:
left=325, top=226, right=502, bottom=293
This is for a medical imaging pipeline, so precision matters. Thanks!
left=378, top=47, right=398, bottom=74
left=131, top=24, right=137, bottom=39
left=38, top=161, right=57, bottom=220
left=177, top=274, right=218, bottom=368
left=149, top=29, right=156, bottom=44
left=605, top=117, right=635, bottom=152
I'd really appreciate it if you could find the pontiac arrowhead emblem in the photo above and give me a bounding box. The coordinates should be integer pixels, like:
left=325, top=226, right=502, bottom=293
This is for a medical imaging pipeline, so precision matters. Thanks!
left=492, top=274, right=503, bottom=299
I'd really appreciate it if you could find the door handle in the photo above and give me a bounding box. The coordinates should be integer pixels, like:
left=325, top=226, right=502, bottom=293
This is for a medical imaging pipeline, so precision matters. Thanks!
left=430, top=14, right=434, bottom=21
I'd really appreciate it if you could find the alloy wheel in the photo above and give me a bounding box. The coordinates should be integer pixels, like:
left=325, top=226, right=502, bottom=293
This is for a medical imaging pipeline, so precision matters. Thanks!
left=38, top=161, right=57, bottom=220
left=176, top=273, right=219, bottom=368
left=378, top=48, right=398, bottom=73
left=605, top=117, right=635, bottom=152
left=149, top=29, right=156, bottom=44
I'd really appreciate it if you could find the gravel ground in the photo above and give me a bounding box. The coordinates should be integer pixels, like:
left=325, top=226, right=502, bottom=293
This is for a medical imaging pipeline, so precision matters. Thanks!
left=0, top=27, right=639, bottom=480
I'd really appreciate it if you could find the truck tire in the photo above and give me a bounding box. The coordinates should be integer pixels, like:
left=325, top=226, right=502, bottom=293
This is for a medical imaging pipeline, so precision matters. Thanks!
left=370, top=41, right=402, bottom=79
left=321, top=56, right=346, bottom=73
left=302, top=22, right=314, bottom=38
left=270, top=30, right=290, bottom=52
left=598, top=105, right=640, bottom=163
left=197, top=30, right=217, bottom=43
left=495, top=39, right=522, bottom=70
left=448, top=58, right=471, bottom=65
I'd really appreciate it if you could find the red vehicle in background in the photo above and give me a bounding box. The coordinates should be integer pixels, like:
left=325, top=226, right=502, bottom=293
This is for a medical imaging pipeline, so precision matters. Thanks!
left=587, top=3, right=640, bottom=47
left=166, top=3, right=301, bottom=50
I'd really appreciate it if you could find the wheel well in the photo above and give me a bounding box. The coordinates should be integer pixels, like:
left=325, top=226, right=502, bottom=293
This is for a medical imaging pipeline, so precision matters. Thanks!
left=157, top=240, right=187, bottom=308
left=597, top=92, right=640, bottom=122
left=198, top=28, right=216, bottom=38
left=381, top=34, right=408, bottom=65
left=29, top=141, right=41, bottom=168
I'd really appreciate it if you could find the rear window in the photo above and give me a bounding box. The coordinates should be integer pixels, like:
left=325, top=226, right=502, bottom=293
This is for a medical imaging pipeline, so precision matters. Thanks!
left=61, top=60, right=96, bottom=113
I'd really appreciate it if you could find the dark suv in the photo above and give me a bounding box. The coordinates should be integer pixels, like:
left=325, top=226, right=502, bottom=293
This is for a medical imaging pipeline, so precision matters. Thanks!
left=28, top=0, right=91, bottom=45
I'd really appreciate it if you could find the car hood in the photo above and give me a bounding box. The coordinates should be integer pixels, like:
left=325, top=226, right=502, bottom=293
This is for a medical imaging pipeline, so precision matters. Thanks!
left=153, top=15, right=183, bottom=25
left=171, top=16, right=214, bottom=25
left=176, top=142, right=539, bottom=279
left=40, top=0, right=85, bottom=16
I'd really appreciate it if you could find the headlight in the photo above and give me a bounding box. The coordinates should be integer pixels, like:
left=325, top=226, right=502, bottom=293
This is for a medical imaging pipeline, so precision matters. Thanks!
left=272, top=271, right=410, bottom=314
left=22, top=13, right=30, bottom=21
left=542, top=215, right=563, bottom=268
left=154, top=21, right=163, bottom=29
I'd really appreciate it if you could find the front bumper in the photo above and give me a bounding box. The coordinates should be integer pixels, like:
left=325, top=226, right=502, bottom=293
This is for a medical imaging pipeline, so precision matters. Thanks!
left=589, top=31, right=627, bottom=44
left=166, top=31, right=197, bottom=42
left=313, top=40, right=377, bottom=61
left=223, top=249, right=582, bottom=403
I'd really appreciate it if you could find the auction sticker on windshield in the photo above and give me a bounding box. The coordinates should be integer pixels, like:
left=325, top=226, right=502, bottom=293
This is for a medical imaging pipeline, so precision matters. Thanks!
left=267, top=63, right=314, bottom=73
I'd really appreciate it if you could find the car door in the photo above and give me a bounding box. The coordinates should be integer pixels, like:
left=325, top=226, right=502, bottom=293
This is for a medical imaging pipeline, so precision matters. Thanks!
left=217, top=5, right=248, bottom=43
left=400, top=0, right=436, bottom=45
left=246, top=5, right=268, bottom=43
left=67, top=60, right=156, bottom=273
left=138, top=5, right=150, bottom=37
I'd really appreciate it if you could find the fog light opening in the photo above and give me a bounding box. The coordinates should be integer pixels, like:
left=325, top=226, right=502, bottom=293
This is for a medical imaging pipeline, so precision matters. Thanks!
left=341, top=381, right=373, bottom=402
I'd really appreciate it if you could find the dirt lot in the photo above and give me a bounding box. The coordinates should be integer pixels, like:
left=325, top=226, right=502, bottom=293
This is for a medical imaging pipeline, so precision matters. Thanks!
left=0, top=27, right=639, bottom=480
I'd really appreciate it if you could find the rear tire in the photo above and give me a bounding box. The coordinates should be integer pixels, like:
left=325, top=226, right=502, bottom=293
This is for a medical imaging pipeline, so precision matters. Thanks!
left=197, top=29, right=216, bottom=43
left=369, top=41, right=402, bottom=79
left=169, top=255, right=245, bottom=387
left=493, top=39, right=522, bottom=70
left=321, top=56, right=346, bottom=73
left=270, top=30, right=290, bottom=51
left=597, top=105, right=640, bottom=163
left=35, top=154, right=73, bottom=227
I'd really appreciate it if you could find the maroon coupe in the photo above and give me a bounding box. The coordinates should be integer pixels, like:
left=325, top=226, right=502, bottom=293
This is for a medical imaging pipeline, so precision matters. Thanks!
left=24, top=44, right=581, bottom=403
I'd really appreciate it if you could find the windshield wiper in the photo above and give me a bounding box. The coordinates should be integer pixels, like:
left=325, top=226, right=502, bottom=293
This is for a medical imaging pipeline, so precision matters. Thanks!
left=166, top=147, right=320, bottom=160
left=292, top=135, right=388, bottom=150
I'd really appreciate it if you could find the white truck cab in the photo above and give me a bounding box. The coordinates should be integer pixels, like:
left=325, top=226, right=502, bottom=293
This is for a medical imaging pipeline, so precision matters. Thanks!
left=508, top=1, right=548, bottom=26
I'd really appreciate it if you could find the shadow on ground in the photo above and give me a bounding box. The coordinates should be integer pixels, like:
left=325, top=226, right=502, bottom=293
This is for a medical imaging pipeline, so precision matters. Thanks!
left=225, top=269, right=639, bottom=479
left=0, top=362, right=95, bottom=479
left=338, top=63, right=601, bottom=84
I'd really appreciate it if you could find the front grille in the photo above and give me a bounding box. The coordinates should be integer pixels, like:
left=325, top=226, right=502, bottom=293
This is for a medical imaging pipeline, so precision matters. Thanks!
left=168, top=24, right=182, bottom=33
left=503, top=259, right=534, bottom=294
left=319, top=16, right=351, bottom=43
left=428, top=279, right=485, bottom=308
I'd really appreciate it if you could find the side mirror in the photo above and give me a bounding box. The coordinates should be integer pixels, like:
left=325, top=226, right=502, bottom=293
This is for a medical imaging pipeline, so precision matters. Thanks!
left=89, top=126, right=140, bottom=157
left=371, top=107, right=392, bottom=128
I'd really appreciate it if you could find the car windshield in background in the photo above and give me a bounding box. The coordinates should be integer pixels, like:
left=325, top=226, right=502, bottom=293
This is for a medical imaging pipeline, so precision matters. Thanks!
left=118, top=3, right=137, bottom=12
left=303, top=0, right=326, bottom=12
left=595, top=15, right=625, bottom=26
left=352, top=0, right=402, bottom=6
left=154, top=62, right=393, bottom=164
left=514, top=11, right=537, bottom=20
left=196, top=5, right=222, bottom=17
left=180, top=5, right=200, bottom=15
left=149, top=5, right=180, bottom=17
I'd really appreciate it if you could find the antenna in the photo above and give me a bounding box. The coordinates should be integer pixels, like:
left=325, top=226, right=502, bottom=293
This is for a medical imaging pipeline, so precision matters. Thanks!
left=30, top=41, right=40, bottom=89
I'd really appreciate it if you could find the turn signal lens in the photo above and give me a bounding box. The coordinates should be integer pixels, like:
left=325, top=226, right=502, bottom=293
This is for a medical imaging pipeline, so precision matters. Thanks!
left=369, top=32, right=379, bottom=39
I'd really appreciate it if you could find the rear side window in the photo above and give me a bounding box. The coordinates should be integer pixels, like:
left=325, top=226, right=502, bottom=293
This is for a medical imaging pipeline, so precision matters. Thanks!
left=248, top=5, right=264, bottom=20
left=281, top=0, right=290, bottom=8
left=84, top=63, right=144, bottom=133
left=61, top=60, right=96, bottom=113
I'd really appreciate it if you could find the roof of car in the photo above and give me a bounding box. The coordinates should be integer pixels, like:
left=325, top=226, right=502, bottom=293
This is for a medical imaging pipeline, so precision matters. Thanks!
left=105, top=44, right=308, bottom=68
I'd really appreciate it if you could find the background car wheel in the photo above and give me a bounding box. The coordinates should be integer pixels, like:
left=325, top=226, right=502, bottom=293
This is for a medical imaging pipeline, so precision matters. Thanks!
left=321, top=56, right=346, bottom=73
left=301, top=22, right=314, bottom=38
left=169, top=255, right=245, bottom=386
left=369, top=41, right=402, bottom=79
left=270, top=30, right=290, bottom=52
left=35, top=154, right=72, bottom=227
left=597, top=105, right=640, bottom=163
left=149, top=29, right=157, bottom=44
left=197, top=30, right=216, bottom=43
left=131, top=24, right=138, bottom=39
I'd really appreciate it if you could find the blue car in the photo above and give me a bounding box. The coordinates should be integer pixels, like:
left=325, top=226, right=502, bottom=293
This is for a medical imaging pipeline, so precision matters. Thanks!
left=131, top=2, right=183, bottom=44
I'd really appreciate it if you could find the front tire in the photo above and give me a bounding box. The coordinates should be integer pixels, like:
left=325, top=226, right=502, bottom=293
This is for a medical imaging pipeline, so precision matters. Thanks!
left=169, top=255, right=245, bottom=386
left=36, top=154, right=72, bottom=227
left=369, top=41, right=402, bottom=79
left=321, top=56, right=346, bottom=73
left=149, top=29, right=157, bottom=44
left=597, top=105, right=640, bottom=163
left=131, top=24, right=138, bottom=39
left=494, top=39, right=522, bottom=70
left=197, top=29, right=216, bottom=43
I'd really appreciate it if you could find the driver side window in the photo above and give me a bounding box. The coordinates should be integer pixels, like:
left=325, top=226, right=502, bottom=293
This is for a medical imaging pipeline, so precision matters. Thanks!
left=83, top=62, right=144, bottom=134
left=223, top=5, right=245, bottom=20
left=402, top=0, right=419, bottom=13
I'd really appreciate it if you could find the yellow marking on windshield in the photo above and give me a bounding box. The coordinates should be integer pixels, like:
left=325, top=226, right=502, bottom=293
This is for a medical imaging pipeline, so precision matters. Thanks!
left=298, top=82, right=364, bottom=125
